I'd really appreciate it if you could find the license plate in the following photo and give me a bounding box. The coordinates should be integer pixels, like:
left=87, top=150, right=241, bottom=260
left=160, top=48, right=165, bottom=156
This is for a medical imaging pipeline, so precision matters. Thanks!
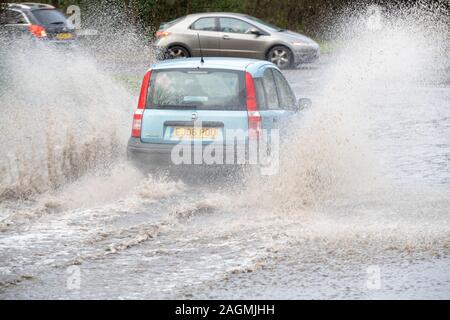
left=56, top=33, right=73, bottom=40
left=172, top=127, right=219, bottom=139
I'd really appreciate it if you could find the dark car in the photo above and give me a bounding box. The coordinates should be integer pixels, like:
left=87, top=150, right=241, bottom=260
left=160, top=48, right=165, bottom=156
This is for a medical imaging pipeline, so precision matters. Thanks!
left=0, top=3, right=76, bottom=43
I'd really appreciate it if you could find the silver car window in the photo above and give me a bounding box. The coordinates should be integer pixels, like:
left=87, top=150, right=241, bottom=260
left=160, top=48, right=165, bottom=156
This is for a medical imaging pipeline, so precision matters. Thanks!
left=272, top=69, right=297, bottom=110
left=261, top=68, right=280, bottom=110
left=159, top=16, right=185, bottom=30
left=244, top=15, right=283, bottom=32
left=254, top=78, right=267, bottom=109
left=219, top=18, right=254, bottom=34
left=190, top=18, right=216, bottom=31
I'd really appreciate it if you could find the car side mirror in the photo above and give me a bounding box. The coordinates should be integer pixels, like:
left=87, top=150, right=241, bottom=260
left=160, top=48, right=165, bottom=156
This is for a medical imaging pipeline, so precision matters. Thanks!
left=297, top=98, right=312, bottom=111
left=249, top=28, right=264, bottom=36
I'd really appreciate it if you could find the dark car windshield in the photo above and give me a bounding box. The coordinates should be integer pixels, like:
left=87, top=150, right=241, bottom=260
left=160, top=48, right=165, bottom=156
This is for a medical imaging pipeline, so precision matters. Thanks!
left=148, top=69, right=245, bottom=110
left=244, top=15, right=284, bottom=32
left=31, top=9, right=73, bottom=28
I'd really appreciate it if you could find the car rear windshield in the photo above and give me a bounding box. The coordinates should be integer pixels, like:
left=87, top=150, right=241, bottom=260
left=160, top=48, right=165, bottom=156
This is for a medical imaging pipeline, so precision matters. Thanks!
left=159, top=16, right=185, bottom=30
left=148, top=69, right=246, bottom=111
left=31, top=9, right=73, bottom=28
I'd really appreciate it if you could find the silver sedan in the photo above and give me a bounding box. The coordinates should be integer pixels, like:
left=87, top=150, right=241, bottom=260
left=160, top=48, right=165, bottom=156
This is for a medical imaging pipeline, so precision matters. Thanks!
left=155, top=12, right=320, bottom=69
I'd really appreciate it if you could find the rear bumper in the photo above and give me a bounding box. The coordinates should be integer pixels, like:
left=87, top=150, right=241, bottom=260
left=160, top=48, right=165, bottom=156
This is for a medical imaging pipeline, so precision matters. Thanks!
left=127, top=138, right=175, bottom=167
left=127, top=137, right=249, bottom=168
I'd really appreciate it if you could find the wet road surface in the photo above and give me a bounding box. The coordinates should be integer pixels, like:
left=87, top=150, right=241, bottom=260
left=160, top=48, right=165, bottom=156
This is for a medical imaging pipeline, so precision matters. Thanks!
left=0, top=37, right=449, bottom=299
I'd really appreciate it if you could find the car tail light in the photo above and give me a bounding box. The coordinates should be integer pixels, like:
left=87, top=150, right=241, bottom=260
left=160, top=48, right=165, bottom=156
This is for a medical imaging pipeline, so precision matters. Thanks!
left=138, top=70, right=152, bottom=109
left=245, top=72, right=261, bottom=140
left=28, top=25, right=47, bottom=38
left=155, top=31, right=170, bottom=38
left=131, top=109, right=144, bottom=138
left=132, top=70, right=152, bottom=138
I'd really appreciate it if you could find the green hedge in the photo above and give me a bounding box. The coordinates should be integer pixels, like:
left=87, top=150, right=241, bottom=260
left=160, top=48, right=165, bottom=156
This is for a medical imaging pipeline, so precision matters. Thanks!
left=10, top=0, right=450, bottom=40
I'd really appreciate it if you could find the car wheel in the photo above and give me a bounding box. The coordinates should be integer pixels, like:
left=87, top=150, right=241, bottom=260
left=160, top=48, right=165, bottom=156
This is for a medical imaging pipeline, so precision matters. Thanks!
left=267, top=46, right=293, bottom=69
left=167, top=46, right=190, bottom=59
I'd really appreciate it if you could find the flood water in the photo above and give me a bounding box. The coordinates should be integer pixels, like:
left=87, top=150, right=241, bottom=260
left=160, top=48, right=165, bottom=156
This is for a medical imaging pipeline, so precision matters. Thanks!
left=0, top=6, right=449, bottom=299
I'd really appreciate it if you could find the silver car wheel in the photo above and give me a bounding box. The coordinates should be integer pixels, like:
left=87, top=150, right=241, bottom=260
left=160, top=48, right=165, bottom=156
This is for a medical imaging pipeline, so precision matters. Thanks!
left=269, top=48, right=291, bottom=69
left=168, top=46, right=189, bottom=59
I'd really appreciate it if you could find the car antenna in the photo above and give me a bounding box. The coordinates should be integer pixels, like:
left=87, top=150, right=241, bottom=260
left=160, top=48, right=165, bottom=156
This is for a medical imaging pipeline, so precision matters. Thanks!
left=197, top=33, right=205, bottom=64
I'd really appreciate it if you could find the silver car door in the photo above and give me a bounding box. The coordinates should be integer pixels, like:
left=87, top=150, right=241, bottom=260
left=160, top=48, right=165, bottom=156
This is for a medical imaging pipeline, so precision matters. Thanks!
left=218, top=17, right=267, bottom=59
left=186, top=17, right=221, bottom=56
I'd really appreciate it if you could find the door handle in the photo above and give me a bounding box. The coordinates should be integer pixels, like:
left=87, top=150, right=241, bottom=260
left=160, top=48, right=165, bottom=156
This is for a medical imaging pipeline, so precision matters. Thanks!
left=222, top=35, right=231, bottom=40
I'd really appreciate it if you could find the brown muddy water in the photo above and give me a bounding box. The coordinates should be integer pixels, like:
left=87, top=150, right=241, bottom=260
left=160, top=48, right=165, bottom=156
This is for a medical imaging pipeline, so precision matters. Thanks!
left=0, top=5, right=449, bottom=299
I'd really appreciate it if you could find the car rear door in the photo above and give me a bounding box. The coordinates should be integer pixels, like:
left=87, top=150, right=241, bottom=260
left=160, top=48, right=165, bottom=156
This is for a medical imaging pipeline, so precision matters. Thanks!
left=218, top=17, right=267, bottom=59
left=185, top=17, right=221, bottom=57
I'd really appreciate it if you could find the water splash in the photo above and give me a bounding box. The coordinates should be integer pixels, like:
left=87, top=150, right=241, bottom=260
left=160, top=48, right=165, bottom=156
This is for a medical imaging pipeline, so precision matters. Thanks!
left=0, top=0, right=160, bottom=201
left=243, top=3, right=450, bottom=212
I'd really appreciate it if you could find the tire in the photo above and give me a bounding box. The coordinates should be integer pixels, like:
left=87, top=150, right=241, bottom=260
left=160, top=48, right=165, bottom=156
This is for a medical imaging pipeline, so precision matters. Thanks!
left=267, top=46, right=293, bottom=69
left=166, top=45, right=190, bottom=59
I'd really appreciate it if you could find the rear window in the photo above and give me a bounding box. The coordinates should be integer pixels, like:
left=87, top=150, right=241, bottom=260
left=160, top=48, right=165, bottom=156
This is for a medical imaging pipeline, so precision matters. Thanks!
left=159, top=16, right=185, bottom=30
left=148, top=69, right=245, bottom=111
left=31, top=9, right=73, bottom=28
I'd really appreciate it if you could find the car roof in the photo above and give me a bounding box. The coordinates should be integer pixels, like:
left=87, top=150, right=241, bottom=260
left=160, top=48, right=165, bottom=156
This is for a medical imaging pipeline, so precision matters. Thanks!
left=5, top=2, right=55, bottom=11
left=185, top=12, right=248, bottom=19
left=150, top=57, right=276, bottom=75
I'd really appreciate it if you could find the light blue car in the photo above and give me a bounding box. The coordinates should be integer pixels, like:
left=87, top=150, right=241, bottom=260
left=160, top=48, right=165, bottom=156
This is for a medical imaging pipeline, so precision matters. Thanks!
left=127, top=57, right=310, bottom=170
